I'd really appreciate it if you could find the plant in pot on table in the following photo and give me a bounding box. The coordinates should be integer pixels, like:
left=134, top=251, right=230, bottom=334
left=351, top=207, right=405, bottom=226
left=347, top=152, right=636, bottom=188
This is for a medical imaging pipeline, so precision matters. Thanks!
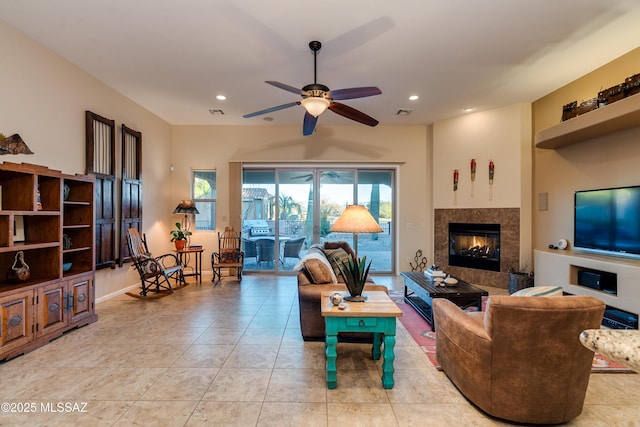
left=170, top=222, right=191, bottom=250
left=337, top=255, right=372, bottom=302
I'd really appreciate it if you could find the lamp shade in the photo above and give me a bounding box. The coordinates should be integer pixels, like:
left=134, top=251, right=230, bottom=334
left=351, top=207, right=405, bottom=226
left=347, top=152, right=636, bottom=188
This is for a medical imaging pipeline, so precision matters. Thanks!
left=173, top=200, right=200, bottom=214
left=330, top=205, right=383, bottom=233
left=301, top=97, right=330, bottom=117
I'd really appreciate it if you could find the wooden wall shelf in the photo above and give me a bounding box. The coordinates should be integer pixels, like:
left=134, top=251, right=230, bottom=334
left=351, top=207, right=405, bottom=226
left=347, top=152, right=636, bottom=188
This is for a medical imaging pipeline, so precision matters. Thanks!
left=535, top=94, right=640, bottom=149
left=0, top=162, right=97, bottom=361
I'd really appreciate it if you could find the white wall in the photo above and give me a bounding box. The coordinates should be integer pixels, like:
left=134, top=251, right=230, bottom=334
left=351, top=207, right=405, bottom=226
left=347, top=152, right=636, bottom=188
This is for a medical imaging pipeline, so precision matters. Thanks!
left=171, top=124, right=432, bottom=271
left=433, top=103, right=530, bottom=209
left=533, top=47, right=640, bottom=253
left=0, top=21, right=173, bottom=299
left=531, top=47, right=640, bottom=315
left=1, top=17, right=539, bottom=297
left=432, top=103, right=533, bottom=263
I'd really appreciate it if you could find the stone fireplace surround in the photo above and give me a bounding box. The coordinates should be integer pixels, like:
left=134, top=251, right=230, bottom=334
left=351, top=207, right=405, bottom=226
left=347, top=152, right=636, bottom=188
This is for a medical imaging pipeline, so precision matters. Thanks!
left=434, top=208, right=520, bottom=290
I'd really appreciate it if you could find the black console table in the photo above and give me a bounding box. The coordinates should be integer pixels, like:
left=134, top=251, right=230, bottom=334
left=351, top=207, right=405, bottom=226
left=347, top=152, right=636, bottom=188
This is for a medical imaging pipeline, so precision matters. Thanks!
left=400, top=271, right=488, bottom=331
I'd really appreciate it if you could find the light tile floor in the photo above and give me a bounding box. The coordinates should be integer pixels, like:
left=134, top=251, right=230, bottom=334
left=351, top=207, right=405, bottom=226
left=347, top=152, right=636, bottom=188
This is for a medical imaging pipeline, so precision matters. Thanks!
left=1, top=274, right=639, bottom=426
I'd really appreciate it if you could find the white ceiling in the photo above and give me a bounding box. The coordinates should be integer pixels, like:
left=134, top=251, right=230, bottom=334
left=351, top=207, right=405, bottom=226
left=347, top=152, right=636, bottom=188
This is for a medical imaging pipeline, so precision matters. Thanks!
left=2, top=0, right=640, bottom=129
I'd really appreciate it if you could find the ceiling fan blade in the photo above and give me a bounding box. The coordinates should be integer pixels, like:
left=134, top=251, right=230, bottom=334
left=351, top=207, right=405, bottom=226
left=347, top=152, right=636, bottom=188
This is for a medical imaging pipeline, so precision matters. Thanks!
left=265, top=81, right=307, bottom=95
left=329, top=86, right=381, bottom=100
left=243, top=101, right=300, bottom=118
left=329, top=102, right=379, bottom=127
left=302, top=112, right=318, bottom=136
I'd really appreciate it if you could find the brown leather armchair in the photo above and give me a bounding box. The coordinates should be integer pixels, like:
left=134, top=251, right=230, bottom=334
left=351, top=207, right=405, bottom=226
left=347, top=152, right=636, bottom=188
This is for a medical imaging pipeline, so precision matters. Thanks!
left=433, top=295, right=605, bottom=425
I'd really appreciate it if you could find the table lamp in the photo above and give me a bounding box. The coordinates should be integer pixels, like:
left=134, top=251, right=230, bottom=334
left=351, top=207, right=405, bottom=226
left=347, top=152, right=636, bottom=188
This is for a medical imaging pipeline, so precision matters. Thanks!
left=330, top=204, right=382, bottom=259
left=173, top=200, right=200, bottom=244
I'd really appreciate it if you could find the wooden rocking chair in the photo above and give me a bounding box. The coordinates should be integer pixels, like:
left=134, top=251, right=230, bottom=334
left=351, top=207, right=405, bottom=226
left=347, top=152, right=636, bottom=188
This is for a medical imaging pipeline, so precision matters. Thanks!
left=212, top=227, right=244, bottom=285
left=126, top=228, right=185, bottom=299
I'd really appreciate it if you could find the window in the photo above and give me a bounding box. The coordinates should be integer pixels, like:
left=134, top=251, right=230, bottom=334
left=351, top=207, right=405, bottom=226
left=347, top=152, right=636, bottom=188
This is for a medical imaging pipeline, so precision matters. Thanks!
left=192, top=170, right=216, bottom=230
left=241, top=166, right=395, bottom=273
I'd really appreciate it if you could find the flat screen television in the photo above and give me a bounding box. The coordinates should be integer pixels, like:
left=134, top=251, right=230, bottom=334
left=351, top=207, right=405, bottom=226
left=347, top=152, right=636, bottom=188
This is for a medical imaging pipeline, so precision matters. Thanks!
left=574, top=185, right=640, bottom=259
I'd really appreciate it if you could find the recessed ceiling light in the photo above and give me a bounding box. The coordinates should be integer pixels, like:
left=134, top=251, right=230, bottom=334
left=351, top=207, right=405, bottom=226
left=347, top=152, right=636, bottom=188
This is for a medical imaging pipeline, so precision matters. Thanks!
left=216, top=95, right=226, bottom=101
left=408, top=95, right=419, bottom=101
left=463, top=107, right=474, bottom=113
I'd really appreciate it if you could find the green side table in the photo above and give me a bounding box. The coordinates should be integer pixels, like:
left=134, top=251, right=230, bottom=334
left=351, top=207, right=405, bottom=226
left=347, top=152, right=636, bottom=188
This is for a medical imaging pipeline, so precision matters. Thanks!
left=321, top=291, right=402, bottom=389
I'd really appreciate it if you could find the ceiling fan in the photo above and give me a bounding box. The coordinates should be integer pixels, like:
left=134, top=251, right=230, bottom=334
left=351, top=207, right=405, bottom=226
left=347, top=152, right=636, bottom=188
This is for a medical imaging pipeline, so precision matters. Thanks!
left=243, top=40, right=382, bottom=136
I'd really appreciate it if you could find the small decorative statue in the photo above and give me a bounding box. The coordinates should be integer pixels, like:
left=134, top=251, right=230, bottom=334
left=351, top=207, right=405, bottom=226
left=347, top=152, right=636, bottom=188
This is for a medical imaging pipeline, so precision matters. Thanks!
left=63, top=183, right=71, bottom=201
left=409, top=249, right=428, bottom=272
left=63, top=234, right=72, bottom=249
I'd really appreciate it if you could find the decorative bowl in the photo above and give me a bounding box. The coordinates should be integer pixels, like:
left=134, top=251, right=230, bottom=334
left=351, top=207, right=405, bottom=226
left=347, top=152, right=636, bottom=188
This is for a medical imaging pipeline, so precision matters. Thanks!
left=63, top=262, right=73, bottom=272
left=444, top=277, right=459, bottom=286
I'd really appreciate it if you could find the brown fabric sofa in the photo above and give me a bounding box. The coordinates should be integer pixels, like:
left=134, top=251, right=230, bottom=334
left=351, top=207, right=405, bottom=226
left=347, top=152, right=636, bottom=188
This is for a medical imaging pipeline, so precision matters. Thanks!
left=297, top=241, right=388, bottom=341
left=433, top=295, right=605, bottom=425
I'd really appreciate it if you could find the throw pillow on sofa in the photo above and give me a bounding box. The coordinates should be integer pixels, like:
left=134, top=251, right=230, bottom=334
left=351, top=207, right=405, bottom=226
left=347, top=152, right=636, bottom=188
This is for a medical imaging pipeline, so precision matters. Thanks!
left=294, top=252, right=338, bottom=284
left=323, top=241, right=356, bottom=258
left=511, top=285, right=563, bottom=297
left=324, top=247, right=352, bottom=281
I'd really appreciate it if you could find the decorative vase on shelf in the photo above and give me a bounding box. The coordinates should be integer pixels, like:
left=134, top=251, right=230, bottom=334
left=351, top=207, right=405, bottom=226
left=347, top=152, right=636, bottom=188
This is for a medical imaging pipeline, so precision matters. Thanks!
left=36, top=186, right=42, bottom=210
left=63, top=183, right=70, bottom=201
left=8, top=251, right=31, bottom=283
left=63, top=234, right=72, bottom=249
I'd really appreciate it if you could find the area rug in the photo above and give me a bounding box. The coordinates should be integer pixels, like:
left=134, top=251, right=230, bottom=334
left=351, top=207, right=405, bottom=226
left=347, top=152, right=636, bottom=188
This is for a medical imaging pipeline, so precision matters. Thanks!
left=390, top=292, right=632, bottom=373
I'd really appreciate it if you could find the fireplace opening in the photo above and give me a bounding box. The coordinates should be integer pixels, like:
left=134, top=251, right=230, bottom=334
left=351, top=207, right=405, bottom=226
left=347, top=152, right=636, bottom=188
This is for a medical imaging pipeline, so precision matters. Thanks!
left=449, top=223, right=500, bottom=272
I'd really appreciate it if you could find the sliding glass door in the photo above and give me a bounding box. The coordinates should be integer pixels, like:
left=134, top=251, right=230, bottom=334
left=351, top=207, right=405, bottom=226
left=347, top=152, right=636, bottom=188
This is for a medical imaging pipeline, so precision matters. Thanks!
left=356, top=170, right=393, bottom=271
left=242, top=166, right=394, bottom=274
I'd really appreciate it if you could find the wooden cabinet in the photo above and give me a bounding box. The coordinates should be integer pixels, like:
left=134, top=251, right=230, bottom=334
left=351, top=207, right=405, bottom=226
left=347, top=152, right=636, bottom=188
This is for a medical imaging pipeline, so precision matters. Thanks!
left=63, top=178, right=94, bottom=277
left=0, top=162, right=97, bottom=361
left=36, top=281, right=67, bottom=337
left=66, top=274, right=94, bottom=325
left=0, top=290, right=33, bottom=356
left=35, top=273, right=94, bottom=338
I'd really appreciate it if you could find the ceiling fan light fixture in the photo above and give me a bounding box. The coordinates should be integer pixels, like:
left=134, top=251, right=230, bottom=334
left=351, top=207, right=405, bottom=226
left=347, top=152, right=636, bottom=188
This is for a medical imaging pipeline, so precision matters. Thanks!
left=301, top=97, right=330, bottom=117
left=243, top=40, right=380, bottom=134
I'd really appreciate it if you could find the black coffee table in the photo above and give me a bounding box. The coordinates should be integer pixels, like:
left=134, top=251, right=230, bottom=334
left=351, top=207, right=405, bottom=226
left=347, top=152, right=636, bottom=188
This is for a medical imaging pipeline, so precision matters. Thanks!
left=400, top=271, right=488, bottom=331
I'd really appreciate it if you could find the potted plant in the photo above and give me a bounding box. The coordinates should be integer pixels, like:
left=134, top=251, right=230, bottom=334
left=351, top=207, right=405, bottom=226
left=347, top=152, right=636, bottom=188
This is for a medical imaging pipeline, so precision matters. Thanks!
left=508, top=262, right=534, bottom=294
left=169, top=222, right=191, bottom=250
left=337, top=255, right=372, bottom=302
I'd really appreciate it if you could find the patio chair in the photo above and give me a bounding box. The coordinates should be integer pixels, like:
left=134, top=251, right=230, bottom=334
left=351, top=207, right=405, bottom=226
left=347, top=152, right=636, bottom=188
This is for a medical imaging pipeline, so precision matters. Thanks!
left=255, top=238, right=276, bottom=266
left=212, top=227, right=244, bottom=285
left=280, top=236, right=305, bottom=265
left=242, top=238, right=258, bottom=265
left=125, top=228, right=185, bottom=299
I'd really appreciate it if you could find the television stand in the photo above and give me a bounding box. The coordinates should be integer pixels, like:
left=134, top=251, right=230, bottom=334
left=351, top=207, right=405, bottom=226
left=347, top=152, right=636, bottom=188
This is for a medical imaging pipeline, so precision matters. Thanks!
left=534, top=248, right=640, bottom=329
